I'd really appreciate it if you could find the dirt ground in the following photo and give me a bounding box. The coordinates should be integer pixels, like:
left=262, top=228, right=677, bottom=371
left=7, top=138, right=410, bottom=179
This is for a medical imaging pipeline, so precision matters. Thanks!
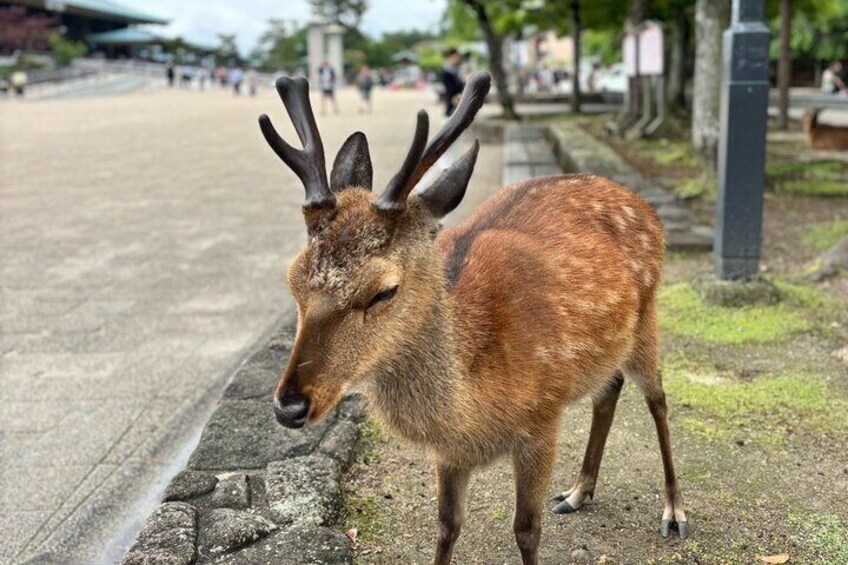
left=342, top=119, right=848, bottom=565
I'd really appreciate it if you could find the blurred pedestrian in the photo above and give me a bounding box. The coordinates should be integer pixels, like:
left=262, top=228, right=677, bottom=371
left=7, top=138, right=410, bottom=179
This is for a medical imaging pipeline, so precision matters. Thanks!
left=247, top=69, right=259, bottom=96
left=10, top=69, right=28, bottom=97
left=822, top=61, right=846, bottom=95
left=318, top=61, right=339, bottom=115
left=439, top=48, right=464, bottom=116
left=166, top=63, right=175, bottom=87
left=181, top=65, right=194, bottom=88
left=229, top=67, right=244, bottom=95
left=357, top=65, right=374, bottom=114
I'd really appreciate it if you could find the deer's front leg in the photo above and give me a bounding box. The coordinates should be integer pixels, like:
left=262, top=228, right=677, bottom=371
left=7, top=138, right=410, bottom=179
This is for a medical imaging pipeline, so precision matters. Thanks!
left=513, top=423, right=558, bottom=565
left=434, top=463, right=471, bottom=565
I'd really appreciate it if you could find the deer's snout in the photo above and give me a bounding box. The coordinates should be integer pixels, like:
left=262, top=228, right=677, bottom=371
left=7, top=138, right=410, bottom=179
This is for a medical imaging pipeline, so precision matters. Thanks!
left=273, top=391, right=311, bottom=429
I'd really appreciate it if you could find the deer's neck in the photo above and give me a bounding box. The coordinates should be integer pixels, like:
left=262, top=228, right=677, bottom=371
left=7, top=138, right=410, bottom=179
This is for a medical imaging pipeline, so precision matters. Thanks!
left=364, top=280, right=474, bottom=447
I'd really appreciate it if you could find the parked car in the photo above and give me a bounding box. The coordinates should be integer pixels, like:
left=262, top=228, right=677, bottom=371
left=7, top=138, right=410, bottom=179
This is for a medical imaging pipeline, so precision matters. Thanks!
left=597, top=63, right=628, bottom=94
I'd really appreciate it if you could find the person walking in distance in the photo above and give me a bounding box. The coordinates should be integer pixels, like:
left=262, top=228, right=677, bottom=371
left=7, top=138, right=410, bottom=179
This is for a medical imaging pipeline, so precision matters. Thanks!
left=822, top=61, right=846, bottom=95
left=439, top=48, right=465, bottom=116
left=356, top=65, right=374, bottom=114
left=229, top=67, right=245, bottom=96
left=318, top=61, right=339, bottom=115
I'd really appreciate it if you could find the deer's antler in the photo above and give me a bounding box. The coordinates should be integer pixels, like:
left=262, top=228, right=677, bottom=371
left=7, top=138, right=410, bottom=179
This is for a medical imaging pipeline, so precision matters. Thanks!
left=374, top=71, right=491, bottom=213
left=259, top=76, right=333, bottom=210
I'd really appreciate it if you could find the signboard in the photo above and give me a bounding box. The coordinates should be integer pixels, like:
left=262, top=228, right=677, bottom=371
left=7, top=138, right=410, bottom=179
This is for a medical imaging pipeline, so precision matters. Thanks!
left=623, top=20, right=665, bottom=77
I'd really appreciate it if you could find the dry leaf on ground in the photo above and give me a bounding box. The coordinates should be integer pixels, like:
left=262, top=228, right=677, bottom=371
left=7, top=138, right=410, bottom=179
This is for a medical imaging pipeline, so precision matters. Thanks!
left=758, top=554, right=790, bottom=564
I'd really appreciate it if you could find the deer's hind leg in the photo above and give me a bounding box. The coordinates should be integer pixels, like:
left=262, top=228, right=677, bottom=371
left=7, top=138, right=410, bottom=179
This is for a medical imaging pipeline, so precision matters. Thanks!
left=626, top=299, right=689, bottom=539
left=552, top=371, right=624, bottom=514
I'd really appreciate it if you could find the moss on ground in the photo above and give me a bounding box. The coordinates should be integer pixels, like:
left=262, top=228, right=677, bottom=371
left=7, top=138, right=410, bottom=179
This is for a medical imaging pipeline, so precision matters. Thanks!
left=358, top=419, right=387, bottom=463
left=790, top=513, right=848, bottom=564
left=664, top=355, right=848, bottom=448
left=659, top=283, right=811, bottom=343
left=346, top=494, right=387, bottom=544
left=803, top=220, right=848, bottom=251
left=674, top=176, right=718, bottom=200
left=768, top=160, right=848, bottom=197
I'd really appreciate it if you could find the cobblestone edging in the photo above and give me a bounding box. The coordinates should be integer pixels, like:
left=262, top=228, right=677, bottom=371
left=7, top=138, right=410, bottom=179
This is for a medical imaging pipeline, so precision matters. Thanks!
left=544, top=122, right=714, bottom=251
left=122, top=319, right=364, bottom=564
left=502, top=121, right=712, bottom=251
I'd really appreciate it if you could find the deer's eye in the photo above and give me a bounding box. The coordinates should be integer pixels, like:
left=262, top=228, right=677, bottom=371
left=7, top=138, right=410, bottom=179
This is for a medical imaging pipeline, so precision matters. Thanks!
left=366, top=286, right=398, bottom=311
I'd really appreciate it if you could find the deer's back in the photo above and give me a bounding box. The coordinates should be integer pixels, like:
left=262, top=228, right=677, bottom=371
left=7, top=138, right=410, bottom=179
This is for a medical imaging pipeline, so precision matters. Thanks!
left=436, top=174, right=664, bottom=430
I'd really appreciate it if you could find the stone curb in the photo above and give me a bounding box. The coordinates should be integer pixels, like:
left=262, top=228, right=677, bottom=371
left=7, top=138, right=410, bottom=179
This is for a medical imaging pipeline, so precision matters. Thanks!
left=544, top=122, right=715, bottom=251
left=122, top=320, right=363, bottom=564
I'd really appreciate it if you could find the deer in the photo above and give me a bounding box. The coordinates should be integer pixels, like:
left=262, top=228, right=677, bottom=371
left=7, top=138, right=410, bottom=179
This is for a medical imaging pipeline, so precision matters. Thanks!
left=259, top=71, right=689, bottom=565
left=802, top=109, right=848, bottom=151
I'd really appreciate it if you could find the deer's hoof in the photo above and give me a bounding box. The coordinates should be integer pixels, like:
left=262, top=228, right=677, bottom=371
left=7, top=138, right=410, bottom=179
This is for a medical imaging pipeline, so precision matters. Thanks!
left=661, top=519, right=690, bottom=539
left=552, top=500, right=576, bottom=514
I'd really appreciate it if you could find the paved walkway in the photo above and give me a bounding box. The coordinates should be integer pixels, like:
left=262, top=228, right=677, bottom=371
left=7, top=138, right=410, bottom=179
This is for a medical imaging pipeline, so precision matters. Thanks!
left=0, top=86, right=502, bottom=563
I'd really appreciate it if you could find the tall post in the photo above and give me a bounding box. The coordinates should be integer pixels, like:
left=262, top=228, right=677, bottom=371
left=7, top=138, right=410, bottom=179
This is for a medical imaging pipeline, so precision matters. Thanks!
left=307, top=20, right=325, bottom=87
left=714, top=0, right=770, bottom=280
left=325, top=24, right=345, bottom=86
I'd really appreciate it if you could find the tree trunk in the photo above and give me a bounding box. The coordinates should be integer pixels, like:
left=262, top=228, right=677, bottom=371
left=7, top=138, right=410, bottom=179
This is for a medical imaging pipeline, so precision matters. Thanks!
left=777, top=0, right=792, bottom=130
left=570, top=0, right=581, bottom=114
left=692, top=0, right=728, bottom=173
left=620, top=0, right=650, bottom=128
left=466, top=0, right=519, bottom=120
left=666, top=8, right=688, bottom=113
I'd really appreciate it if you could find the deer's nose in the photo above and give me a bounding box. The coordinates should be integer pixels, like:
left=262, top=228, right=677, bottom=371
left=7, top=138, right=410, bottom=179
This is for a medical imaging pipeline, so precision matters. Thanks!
left=273, top=393, right=310, bottom=429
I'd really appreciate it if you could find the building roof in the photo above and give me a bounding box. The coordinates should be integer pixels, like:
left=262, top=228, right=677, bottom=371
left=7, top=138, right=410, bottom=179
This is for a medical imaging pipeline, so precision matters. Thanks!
left=391, top=50, right=420, bottom=64
left=11, top=0, right=169, bottom=25
left=87, top=27, right=165, bottom=45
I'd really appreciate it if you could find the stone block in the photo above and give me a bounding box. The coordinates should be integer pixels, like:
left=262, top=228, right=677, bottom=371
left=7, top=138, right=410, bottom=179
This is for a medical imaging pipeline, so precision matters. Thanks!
left=692, top=274, right=783, bottom=307
left=163, top=471, right=218, bottom=502
left=201, top=508, right=276, bottom=555
left=122, top=502, right=197, bottom=565
left=337, top=393, right=367, bottom=424
left=187, top=401, right=332, bottom=471
left=266, top=455, right=343, bottom=527
left=318, top=420, right=360, bottom=469
left=210, top=473, right=250, bottom=509
left=213, top=526, right=352, bottom=565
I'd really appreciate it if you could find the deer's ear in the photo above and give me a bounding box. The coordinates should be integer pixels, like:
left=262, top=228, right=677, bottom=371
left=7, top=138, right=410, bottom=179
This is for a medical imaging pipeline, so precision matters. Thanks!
left=330, top=132, right=373, bottom=192
left=417, top=140, right=479, bottom=219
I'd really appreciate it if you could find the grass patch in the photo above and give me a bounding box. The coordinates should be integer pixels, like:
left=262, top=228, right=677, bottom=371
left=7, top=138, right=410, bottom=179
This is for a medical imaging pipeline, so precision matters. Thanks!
left=648, top=143, right=700, bottom=168
left=802, top=220, right=848, bottom=252
left=346, top=494, right=387, bottom=543
left=659, top=283, right=811, bottom=344
left=358, top=419, right=387, bottom=463
left=768, top=160, right=848, bottom=197
left=672, top=176, right=717, bottom=200
left=789, top=513, right=848, bottom=564
left=773, top=279, right=836, bottom=309
left=665, top=356, right=848, bottom=447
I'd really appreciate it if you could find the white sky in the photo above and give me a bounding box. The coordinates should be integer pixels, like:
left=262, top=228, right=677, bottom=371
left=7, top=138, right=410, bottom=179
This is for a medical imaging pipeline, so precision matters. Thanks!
left=134, top=0, right=448, bottom=53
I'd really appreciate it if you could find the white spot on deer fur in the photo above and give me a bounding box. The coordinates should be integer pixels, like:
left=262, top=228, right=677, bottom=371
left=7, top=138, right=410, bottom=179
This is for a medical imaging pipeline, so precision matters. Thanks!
left=535, top=346, right=553, bottom=361
left=614, top=214, right=628, bottom=231
left=622, top=204, right=637, bottom=221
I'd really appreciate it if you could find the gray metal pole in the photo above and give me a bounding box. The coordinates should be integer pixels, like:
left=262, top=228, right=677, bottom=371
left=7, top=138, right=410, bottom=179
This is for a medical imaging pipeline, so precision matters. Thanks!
left=714, top=0, right=771, bottom=280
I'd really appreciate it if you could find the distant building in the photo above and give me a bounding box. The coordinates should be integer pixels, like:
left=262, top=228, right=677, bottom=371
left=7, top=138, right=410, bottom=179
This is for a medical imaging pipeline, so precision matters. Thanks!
left=0, top=0, right=168, bottom=56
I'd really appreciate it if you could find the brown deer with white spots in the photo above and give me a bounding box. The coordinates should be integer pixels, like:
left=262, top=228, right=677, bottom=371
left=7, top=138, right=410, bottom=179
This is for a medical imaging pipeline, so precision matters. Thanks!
left=803, top=109, right=848, bottom=151
left=260, top=71, right=689, bottom=565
